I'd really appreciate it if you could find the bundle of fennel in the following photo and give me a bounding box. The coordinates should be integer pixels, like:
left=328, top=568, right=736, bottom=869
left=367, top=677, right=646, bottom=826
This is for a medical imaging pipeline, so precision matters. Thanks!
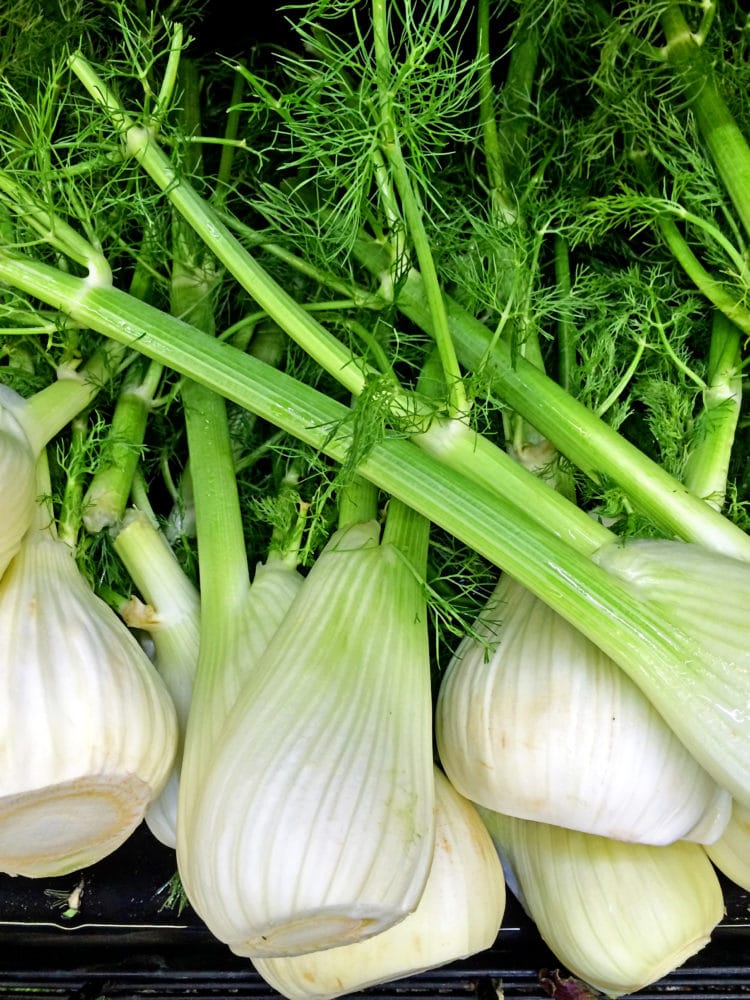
left=1, top=0, right=750, bottom=996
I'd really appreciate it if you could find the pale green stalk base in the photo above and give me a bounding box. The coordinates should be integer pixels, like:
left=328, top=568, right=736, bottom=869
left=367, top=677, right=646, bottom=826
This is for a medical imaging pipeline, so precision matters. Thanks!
left=114, top=509, right=201, bottom=851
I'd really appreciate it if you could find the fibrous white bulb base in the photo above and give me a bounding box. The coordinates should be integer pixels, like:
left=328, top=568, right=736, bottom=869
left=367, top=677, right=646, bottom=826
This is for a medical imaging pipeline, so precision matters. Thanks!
left=0, top=524, right=178, bottom=876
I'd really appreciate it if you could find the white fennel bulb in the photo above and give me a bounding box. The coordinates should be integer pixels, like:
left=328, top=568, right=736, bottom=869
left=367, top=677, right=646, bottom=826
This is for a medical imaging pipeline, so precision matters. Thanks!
left=114, top=508, right=201, bottom=850
left=0, top=387, right=36, bottom=578
left=178, top=510, right=435, bottom=959
left=253, top=766, right=505, bottom=1000
left=479, top=808, right=724, bottom=998
left=436, top=573, right=730, bottom=844
left=705, top=799, right=750, bottom=891
left=0, top=502, right=178, bottom=876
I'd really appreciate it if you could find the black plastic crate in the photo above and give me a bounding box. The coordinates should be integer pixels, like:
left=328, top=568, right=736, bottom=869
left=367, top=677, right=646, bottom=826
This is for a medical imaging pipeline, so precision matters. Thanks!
left=0, top=824, right=748, bottom=1000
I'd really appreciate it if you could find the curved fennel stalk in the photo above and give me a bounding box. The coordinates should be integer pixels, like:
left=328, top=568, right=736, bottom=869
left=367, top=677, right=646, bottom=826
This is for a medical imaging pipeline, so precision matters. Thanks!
left=113, top=507, right=201, bottom=849
left=181, top=498, right=435, bottom=958
left=480, top=808, right=724, bottom=998
left=436, top=571, right=730, bottom=846
left=0, top=459, right=178, bottom=876
left=660, top=4, right=750, bottom=243
left=0, top=333, right=129, bottom=579
left=253, top=767, right=505, bottom=1000
left=379, top=257, right=750, bottom=562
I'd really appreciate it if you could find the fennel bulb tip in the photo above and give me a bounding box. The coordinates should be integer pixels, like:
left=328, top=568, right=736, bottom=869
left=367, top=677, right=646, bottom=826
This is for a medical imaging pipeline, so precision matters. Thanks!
left=0, top=773, right=152, bottom=877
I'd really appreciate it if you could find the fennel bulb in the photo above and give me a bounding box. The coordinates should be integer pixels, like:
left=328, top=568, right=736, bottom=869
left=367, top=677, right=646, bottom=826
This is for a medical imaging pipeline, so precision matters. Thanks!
left=480, top=808, right=724, bottom=998
left=253, top=767, right=505, bottom=1000
left=178, top=513, right=435, bottom=958
left=0, top=505, right=178, bottom=876
left=114, top=508, right=201, bottom=850
left=436, top=573, right=730, bottom=844
left=0, top=387, right=36, bottom=579
left=705, top=799, right=750, bottom=891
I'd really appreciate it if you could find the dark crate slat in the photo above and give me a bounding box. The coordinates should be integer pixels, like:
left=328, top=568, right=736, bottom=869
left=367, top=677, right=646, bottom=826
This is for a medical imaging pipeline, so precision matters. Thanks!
left=0, top=825, right=748, bottom=998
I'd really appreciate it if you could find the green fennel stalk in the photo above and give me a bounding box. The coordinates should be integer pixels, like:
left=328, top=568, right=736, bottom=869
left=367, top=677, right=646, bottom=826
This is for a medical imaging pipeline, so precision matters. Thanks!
left=81, top=355, right=164, bottom=533
left=682, top=310, right=743, bottom=511
left=167, top=58, right=253, bottom=774
left=371, top=0, right=468, bottom=418
left=355, top=244, right=750, bottom=560
left=659, top=4, right=750, bottom=241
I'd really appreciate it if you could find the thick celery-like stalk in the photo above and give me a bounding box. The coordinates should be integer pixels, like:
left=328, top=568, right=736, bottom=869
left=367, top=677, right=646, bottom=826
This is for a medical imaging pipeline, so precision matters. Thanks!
left=82, top=356, right=163, bottom=532
left=0, top=251, right=613, bottom=575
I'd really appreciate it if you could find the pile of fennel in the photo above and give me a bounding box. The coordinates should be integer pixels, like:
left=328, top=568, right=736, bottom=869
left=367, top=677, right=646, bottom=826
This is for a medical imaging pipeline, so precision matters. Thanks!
left=1, top=0, right=750, bottom=996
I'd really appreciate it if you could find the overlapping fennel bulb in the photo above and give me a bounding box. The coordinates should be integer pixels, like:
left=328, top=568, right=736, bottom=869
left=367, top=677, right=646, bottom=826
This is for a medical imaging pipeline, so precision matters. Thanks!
left=253, top=766, right=505, bottom=1000
left=173, top=539, right=305, bottom=835
left=0, top=485, right=178, bottom=876
left=113, top=507, right=202, bottom=850
left=479, top=808, right=724, bottom=998
left=0, top=387, right=36, bottom=579
left=178, top=503, right=436, bottom=959
left=436, top=572, right=730, bottom=844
